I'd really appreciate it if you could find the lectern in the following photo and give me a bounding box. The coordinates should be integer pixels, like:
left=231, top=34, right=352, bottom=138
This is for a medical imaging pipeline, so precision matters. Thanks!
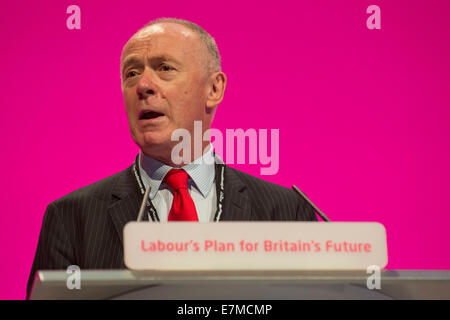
left=30, top=269, right=450, bottom=300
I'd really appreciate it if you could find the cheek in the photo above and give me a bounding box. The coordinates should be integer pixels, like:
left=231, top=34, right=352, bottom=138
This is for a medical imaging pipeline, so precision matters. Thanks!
left=168, top=81, right=207, bottom=123
left=123, top=91, right=136, bottom=114
left=123, top=89, right=132, bottom=104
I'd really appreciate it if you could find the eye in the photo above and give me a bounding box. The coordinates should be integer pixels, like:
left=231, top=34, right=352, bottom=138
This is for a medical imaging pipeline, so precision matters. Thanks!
left=125, top=70, right=139, bottom=79
left=158, top=64, right=175, bottom=72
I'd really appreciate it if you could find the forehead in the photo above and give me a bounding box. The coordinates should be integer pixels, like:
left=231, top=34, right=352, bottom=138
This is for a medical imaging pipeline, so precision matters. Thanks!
left=121, top=23, right=203, bottom=66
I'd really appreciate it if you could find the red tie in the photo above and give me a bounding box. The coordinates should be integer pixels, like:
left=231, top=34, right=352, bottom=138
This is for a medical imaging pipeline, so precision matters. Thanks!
left=163, top=169, right=198, bottom=221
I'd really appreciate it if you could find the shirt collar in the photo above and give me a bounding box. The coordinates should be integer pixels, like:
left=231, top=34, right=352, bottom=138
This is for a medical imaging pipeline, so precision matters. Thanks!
left=139, top=144, right=217, bottom=199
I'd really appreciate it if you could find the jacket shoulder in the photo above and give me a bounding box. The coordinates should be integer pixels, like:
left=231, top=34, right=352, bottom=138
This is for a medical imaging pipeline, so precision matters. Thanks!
left=226, top=166, right=297, bottom=198
left=51, top=166, right=133, bottom=207
left=224, top=166, right=317, bottom=221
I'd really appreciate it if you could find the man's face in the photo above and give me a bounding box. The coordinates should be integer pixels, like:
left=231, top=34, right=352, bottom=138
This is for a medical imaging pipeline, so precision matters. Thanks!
left=121, top=23, right=211, bottom=163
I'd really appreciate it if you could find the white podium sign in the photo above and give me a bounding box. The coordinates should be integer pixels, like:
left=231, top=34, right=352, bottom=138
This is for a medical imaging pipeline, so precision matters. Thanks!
left=123, top=222, right=388, bottom=271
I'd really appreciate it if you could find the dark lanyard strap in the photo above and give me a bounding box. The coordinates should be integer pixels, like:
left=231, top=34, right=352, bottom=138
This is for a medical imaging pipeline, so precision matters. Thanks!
left=132, top=155, right=225, bottom=222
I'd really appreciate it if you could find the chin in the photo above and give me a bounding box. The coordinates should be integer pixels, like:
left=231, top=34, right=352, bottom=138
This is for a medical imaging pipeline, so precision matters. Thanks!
left=136, top=132, right=172, bottom=155
left=143, top=130, right=170, bottom=144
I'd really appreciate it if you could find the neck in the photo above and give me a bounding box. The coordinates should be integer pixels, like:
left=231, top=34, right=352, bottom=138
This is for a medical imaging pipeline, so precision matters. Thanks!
left=142, top=140, right=212, bottom=168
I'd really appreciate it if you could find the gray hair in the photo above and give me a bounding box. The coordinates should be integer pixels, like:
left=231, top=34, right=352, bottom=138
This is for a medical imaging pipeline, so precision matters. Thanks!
left=138, top=17, right=222, bottom=73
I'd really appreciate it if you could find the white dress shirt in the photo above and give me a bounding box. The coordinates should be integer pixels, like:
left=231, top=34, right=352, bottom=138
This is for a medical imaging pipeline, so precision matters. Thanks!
left=138, top=145, right=220, bottom=222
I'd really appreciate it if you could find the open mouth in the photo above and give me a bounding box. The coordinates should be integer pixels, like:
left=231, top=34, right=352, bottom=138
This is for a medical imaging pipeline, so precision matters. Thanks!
left=139, top=110, right=165, bottom=120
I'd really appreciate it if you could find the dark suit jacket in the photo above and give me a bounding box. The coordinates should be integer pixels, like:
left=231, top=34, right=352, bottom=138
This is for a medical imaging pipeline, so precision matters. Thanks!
left=27, top=164, right=317, bottom=298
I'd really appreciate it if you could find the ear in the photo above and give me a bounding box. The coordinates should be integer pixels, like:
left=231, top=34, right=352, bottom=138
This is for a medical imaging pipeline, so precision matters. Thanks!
left=206, top=72, right=227, bottom=109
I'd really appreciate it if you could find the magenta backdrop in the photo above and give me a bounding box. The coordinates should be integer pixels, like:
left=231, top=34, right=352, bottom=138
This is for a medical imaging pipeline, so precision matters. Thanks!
left=1, top=0, right=449, bottom=299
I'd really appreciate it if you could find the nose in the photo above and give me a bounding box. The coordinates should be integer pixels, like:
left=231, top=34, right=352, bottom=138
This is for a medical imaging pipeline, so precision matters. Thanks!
left=136, top=68, right=157, bottom=100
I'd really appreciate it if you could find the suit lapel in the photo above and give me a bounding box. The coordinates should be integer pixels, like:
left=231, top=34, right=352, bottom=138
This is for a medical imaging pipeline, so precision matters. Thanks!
left=107, top=163, right=254, bottom=244
left=219, top=165, right=252, bottom=221
left=107, top=166, right=142, bottom=245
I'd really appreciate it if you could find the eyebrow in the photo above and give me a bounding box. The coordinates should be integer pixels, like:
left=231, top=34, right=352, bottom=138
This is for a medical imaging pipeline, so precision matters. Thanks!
left=121, top=55, right=143, bottom=74
left=121, top=54, right=182, bottom=74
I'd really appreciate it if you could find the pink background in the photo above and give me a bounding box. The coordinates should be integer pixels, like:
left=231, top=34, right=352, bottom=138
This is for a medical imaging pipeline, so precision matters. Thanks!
left=1, top=0, right=449, bottom=299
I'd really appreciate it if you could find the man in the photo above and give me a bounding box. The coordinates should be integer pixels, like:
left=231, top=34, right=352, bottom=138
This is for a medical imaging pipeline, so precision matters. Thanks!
left=27, top=18, right=317, bottom=298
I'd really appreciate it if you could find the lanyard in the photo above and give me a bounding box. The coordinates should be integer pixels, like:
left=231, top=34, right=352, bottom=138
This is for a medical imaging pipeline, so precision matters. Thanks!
left=132, top=155, right=225, bottom=222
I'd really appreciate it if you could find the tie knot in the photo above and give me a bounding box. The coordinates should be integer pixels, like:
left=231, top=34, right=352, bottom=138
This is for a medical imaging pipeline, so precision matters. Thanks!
left=163, top=169, right=189, bottom=191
